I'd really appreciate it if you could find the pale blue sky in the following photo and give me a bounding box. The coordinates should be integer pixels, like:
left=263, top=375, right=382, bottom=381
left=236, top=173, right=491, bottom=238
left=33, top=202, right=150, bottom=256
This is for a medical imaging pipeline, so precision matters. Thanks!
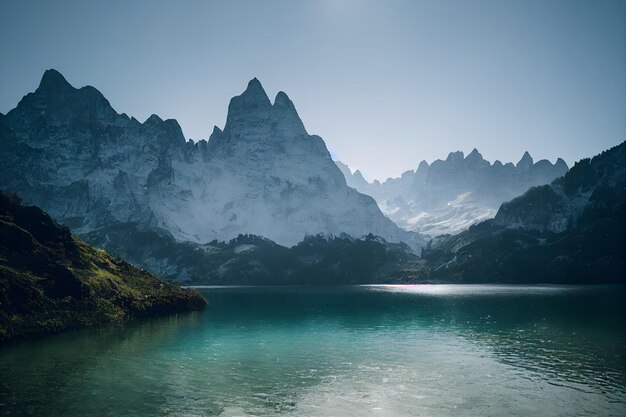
left=1, top=0, right=624, bottom=180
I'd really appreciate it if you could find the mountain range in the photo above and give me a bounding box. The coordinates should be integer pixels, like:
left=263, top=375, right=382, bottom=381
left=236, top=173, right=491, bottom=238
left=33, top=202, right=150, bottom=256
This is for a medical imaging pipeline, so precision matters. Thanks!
left=1, top=69, right=623, bottom=286
left=337, top=149, right=568, bottom=236
left=0, top=70, right=424, bottom=280
left=421, top=141, right=626, bottom=283
left=80, top=141, right=625, bottom=285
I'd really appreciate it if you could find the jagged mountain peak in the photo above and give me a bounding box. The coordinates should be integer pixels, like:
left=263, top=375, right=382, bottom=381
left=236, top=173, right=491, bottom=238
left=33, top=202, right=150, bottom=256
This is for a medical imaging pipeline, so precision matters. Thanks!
left=517, top=151, right=534, bottom=167
left=144, top=114, right=164, bottom=125
left=272, top=91, right=307, bottom=135
left=353, top=169, right=367, bottom=181
left=37, top=69, right=73, bottom=92
left=466, top=148, right=482, bottom=159
left=274, top=91, right=291, bottom=107
left=446, top=151, right=465, bottom=163
left=247, top=77, right=264, bottom=91
left=273, top=90, right=299, bottom=116
left=555, top=158, right=568, bottom=169
left=224, top=78, right=307, bottom=138
left=143, top=114, right=186, bottom=143
left=338, top=147, right=570, bottom=237
left=465, top=148, right=486, bottom=164
left=417, top=160, right=430, bottom=170
left=2, top=71, right=425, bottom=256
left=224, top=78, right=272, bottom=134
left=241, top=77, right=271, bottom=105
left=8, top=69, right=115, bottom=125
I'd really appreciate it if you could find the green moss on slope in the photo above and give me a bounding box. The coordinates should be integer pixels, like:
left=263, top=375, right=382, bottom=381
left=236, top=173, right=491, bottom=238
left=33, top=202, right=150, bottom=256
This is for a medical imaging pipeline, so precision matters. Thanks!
left=0, top=192, right=205, bottom=342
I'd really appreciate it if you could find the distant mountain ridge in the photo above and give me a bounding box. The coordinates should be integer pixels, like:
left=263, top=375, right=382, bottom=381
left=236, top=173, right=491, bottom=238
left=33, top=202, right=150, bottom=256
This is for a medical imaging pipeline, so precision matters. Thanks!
left=0, top=70, right=424, bottom=280
left=336, top=148, right=568, bottom=236
left=420, top=141, right=626, bottom=283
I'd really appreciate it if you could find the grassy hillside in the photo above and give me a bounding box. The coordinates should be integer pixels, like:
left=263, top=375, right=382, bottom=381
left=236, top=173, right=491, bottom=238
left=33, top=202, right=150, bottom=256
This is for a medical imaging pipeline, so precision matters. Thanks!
left=0, top=192, right=205, bottom=342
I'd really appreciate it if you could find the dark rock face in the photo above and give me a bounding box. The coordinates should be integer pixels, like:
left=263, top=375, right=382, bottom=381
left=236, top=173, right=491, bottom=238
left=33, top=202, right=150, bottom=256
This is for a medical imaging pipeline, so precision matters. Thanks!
left=337, top=148, right=568, bottom=236
left=0, top=70, right=185, bottom=238
left=420, top=141, right=626, bottom=284
left=0, top=70, right=424, bottom=282
left=0, top=192, right=205, bottom=343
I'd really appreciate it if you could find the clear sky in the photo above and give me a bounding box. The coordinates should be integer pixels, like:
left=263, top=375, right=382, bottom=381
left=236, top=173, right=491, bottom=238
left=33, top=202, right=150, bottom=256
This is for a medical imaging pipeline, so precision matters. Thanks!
left=1, top=0, right=624, bottom=181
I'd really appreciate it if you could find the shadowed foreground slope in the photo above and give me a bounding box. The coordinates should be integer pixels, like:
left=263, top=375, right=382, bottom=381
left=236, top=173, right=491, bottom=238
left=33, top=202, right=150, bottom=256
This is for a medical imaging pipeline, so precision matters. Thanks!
left=0, top=192, right=205, bottom=342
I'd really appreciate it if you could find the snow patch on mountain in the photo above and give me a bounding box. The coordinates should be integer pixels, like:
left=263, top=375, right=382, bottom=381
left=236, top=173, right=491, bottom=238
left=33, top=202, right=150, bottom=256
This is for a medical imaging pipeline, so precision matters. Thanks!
left=0, top=69, right=425, bottom=255
left=336, top=149, right=568, bottom=237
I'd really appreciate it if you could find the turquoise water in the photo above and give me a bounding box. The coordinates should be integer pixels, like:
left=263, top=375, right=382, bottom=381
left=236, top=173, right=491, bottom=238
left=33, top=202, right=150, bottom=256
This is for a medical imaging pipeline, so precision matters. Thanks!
left=0, top=285, right=625, bottom=416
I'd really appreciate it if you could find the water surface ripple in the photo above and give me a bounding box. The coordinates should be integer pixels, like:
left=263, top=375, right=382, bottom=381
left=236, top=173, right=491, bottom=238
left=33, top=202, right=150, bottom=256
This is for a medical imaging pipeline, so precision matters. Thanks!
left=1, top=285, right=624, bottom=416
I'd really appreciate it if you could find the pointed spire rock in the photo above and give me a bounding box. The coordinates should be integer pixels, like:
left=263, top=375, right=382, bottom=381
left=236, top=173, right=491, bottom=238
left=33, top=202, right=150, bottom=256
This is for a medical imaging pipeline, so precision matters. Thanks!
left=555, top=157, right=568, bottom=170
left=272, top=91, right=307, bottom=136
left=243, top=78, right=271, bottom=102
left=517, top=151, right=534, bottom=168
left=466, top=148, right=484, bottom=161
left=353, top=169, right=369, bottom=185
left=205, top=125, right=226, bottom=154
left=211, top=125, right=223, bottom=136
left=37, top=69, right=73, bottom=93
left=465, top=148, right=490, bottom=169
left=224, top=78, right=272, bottom=134
left=273, top=91, right=293, bottom=108
left=162, top=118, right=186, bottom=142
left=18, top=69, right=116, bottom=122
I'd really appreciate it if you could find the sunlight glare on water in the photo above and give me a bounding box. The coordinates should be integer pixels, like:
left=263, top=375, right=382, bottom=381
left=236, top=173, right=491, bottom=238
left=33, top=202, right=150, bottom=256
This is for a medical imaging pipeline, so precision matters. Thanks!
left=0, top=285, right=624, bottom=417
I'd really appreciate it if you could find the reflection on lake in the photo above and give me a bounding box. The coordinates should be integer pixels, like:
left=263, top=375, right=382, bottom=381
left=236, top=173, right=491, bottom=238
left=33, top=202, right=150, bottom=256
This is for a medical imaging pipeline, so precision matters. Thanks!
left=1, top=285, right=624, bottom=416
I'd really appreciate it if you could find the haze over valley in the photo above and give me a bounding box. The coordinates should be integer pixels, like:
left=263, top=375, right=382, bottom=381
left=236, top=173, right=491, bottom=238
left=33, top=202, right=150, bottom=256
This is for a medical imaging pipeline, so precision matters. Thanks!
left=1, top=2, right=624, bottom=416
left=1, top=69, right=623, bottom=286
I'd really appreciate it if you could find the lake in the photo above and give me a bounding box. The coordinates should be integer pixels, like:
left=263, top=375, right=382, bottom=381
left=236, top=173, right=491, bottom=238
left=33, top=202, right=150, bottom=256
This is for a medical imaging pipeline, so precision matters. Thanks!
left=1, top=285, right=624, bottom=416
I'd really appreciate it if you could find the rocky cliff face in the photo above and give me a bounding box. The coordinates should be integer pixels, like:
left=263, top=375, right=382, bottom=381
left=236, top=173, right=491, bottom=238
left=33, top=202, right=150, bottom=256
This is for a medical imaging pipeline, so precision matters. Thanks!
left=0, top=70, right=424, bottom=280
left=337, top=149, right=568, bottom=236
left=1, top=70, right=186, bottom=237
left=166, top=77, right=419, bottom=247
